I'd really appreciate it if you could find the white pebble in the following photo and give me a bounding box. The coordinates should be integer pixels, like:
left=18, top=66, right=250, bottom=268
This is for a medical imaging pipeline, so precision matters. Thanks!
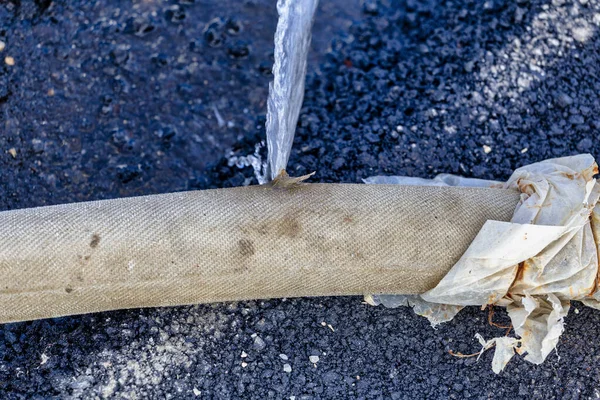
left=279, top=353, right=288, bottom=361
left=309, top=355, right=319, bottom=364
left=283, top=364, right=292, bottom=373
left=572, top=25, right=594, bottom=43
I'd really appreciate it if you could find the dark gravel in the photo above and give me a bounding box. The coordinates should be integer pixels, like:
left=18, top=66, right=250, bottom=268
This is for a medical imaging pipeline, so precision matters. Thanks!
left=1, top=0, right=600, bottom=398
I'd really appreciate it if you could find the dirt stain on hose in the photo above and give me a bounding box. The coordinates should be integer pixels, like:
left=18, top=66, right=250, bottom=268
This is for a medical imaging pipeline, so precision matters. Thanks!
left=238, top=239, right=255, bottom=257
left=277, top=216, right=301, bottom=238
left=90, top=233, right=101, bottom=248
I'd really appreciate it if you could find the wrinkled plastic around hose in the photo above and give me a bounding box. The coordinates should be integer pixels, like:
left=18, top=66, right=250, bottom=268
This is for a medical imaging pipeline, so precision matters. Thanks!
left=0, top=184, right=519, bottom=323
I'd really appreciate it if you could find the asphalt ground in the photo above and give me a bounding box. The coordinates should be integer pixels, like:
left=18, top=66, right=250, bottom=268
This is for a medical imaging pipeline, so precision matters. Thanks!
left=1, top=0, right=600, bottom=398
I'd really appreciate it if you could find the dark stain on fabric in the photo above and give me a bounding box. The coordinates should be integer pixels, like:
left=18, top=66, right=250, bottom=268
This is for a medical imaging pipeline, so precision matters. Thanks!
left=238, top=239, right=255, bottom=257
left=90, top=234, right=101, bottom=248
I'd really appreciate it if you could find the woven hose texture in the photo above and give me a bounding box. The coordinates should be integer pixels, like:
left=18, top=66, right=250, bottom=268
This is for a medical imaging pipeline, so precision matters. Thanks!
left=0, top=184, right=519, bottom=323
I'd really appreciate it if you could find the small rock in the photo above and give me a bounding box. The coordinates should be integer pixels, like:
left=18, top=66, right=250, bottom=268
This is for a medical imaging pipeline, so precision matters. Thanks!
left=8, top=148, right=17, bottom=158
left=363, top=0, right=378, bottom=15
left=283, top=364, right=292, bottom=373
left=577, top=138, right=592, bottom=152
left=4, top=56, right=14, bottom=66
left=322, top=371, right=340, bottom=384
left=31, top=139, right=45, bottom=154
left=0, top=41, right=5, bottom=52
left=515, top=8, right=526, bottom=23
left=279, top=354, right=288, bottom=361
left=572, top=25, right=593, bottom=43
left=332, top=157, right=345, bottom=170
left=365, top=132, right=380, bottom=144
left=569, top=115, right=584, bottom=125
left=464, top=60, right=475, bottom=73
left=555, top=92, right=573, bottom=108
left=432, top=90, right=446, bottom=102
left=253, top=335, right=266, bottom=351
left=309, top=355, right=319, bottom=364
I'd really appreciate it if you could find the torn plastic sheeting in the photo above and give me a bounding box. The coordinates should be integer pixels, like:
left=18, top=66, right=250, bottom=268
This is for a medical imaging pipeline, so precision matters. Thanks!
left=366, top=154, right=600, bottom=372
left=264, top=0, right=319, bottom=182
left=475, top=334, right=520, bottom=374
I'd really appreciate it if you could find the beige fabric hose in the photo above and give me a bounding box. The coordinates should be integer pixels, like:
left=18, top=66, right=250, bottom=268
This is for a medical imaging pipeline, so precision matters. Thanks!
left=0, top=183, right=520, bottom=323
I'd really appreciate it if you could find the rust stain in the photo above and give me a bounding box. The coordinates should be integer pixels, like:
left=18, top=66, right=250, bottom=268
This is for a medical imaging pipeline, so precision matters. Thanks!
left=343, top=215, right=354, bottom=223
left=277, top=216, right=301, bottom=238
left=509, top=261, right=526, bottom=291
left=90, top=233, right=101, bottom=248
left=238, top=239, right=255, bottom=257
left=65, top=287, right=73, bottom=293
left=588, top=212, right=600, bottom=297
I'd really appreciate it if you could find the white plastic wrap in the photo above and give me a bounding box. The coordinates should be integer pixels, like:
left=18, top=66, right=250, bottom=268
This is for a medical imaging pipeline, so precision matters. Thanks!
left=366, top=154, right=600, bottom=372
left=264, top=0, right=319, bottom=181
